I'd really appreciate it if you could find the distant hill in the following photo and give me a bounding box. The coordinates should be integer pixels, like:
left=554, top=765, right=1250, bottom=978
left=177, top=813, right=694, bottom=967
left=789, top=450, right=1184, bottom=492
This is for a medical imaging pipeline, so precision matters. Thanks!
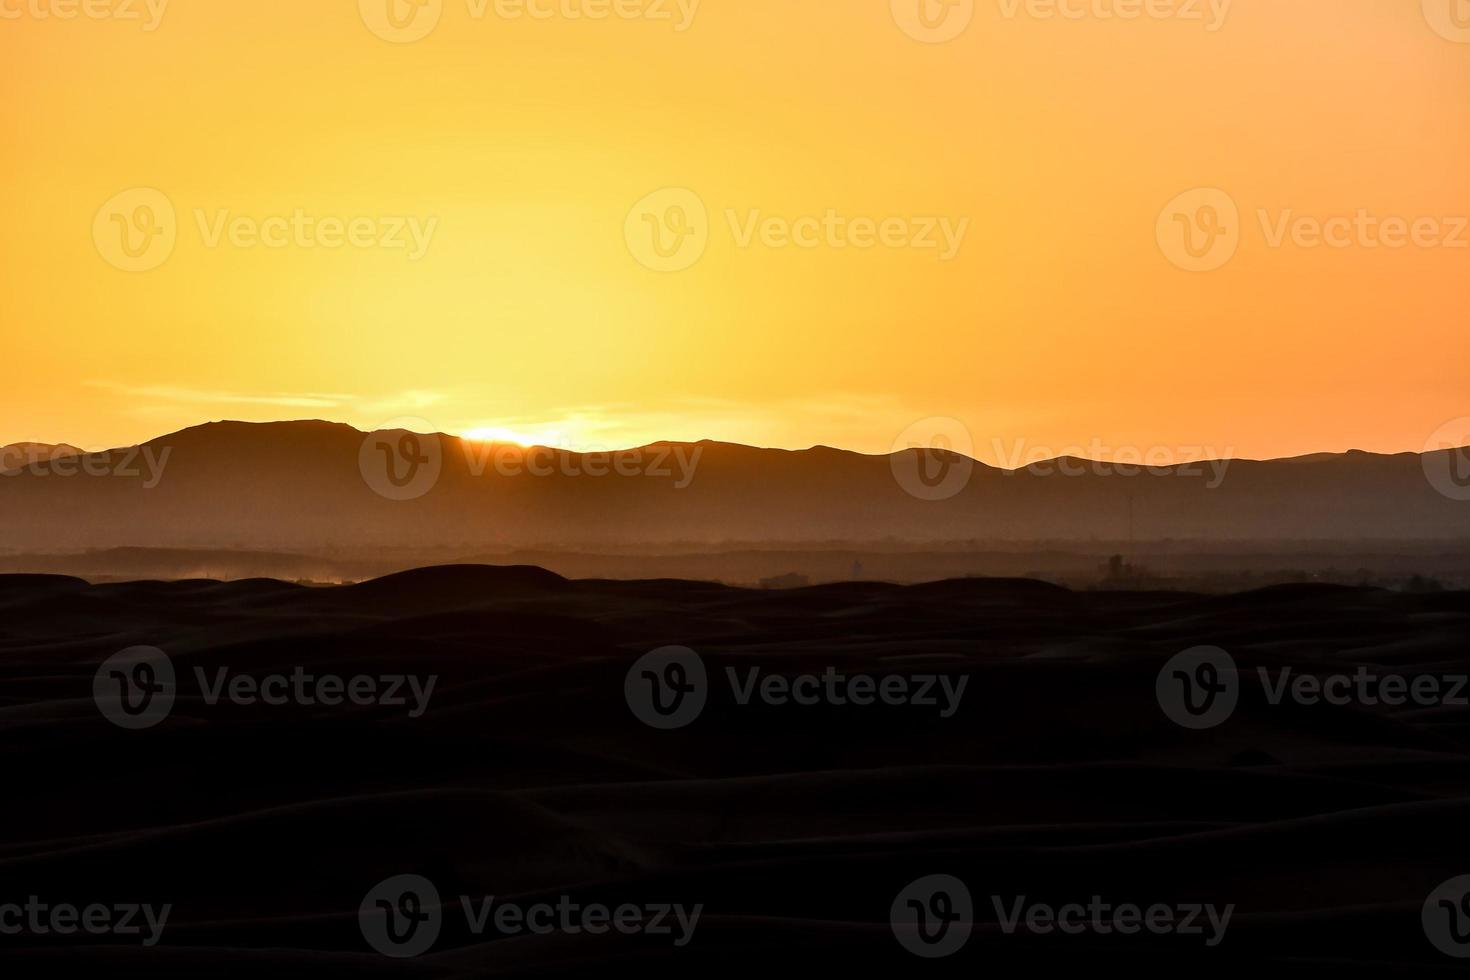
left=0, top=420, right=1466, bottom=552
left=1, top=441, right=82, bottom=472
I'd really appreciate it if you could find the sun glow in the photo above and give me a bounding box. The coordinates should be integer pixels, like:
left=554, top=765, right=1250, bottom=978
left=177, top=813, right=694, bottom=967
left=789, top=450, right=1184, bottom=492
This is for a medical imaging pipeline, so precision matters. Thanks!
left=460, top=425, right=570, bottom=448
left=2, top=4, right=1467, bottom=459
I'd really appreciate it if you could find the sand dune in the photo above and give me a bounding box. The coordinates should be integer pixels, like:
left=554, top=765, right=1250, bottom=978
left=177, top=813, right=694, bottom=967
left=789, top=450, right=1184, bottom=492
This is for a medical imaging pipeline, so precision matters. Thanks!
left=2, top=566, right=1469, bottom=971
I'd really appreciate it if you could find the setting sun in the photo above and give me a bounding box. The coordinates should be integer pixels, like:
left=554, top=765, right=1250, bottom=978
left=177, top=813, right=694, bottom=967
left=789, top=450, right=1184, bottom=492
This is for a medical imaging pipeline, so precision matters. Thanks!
left=460, top=425, right=560, bottom=447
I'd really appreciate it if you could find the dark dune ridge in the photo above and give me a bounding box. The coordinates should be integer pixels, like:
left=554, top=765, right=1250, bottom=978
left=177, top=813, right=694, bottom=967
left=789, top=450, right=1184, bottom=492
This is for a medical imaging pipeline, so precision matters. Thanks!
left=3, top=566, right=1470, bottom=973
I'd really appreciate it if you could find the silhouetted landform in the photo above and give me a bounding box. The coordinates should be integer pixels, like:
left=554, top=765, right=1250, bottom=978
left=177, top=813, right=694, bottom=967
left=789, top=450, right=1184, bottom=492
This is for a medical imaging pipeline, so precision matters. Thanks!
left=1, top=422, right=1467, bottom=567
left=4, top=565, right=1470, bottom=973
left=0, top=441, right=81, bottom=471
left=2, top=542, right=1467, bottom=592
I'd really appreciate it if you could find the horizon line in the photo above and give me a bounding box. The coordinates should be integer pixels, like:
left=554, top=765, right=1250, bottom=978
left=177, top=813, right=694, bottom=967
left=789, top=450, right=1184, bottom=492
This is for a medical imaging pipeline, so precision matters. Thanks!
left=6, top=417, right=1468, bottom=469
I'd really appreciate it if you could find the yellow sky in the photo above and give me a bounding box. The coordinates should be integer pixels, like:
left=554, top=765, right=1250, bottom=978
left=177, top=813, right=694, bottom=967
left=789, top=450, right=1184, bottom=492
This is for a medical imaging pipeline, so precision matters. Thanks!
left=2, top=0, right=1468, bottom=462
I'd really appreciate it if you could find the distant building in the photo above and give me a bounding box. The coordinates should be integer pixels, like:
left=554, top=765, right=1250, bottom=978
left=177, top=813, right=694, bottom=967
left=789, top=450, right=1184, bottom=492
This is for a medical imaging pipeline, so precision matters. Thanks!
left=1098, top=554, right=1166, bottom=590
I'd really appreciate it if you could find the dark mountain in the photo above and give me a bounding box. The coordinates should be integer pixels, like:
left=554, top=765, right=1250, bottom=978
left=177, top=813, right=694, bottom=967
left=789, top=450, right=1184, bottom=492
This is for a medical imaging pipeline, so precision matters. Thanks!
left=0, top=420, right=1466, bottom=553
left=1, top=441, right=82, bottom=472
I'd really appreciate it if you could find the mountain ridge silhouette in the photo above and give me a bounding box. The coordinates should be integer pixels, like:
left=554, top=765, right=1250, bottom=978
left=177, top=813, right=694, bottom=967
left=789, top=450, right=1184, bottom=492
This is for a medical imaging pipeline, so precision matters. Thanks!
left=1, top=419, right=1465, bottom=552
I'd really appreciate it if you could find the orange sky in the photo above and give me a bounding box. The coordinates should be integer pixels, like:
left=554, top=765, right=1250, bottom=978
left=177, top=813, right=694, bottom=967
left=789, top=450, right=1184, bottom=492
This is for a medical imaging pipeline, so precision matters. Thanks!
left=2, top=0, right=1468, bottom=462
